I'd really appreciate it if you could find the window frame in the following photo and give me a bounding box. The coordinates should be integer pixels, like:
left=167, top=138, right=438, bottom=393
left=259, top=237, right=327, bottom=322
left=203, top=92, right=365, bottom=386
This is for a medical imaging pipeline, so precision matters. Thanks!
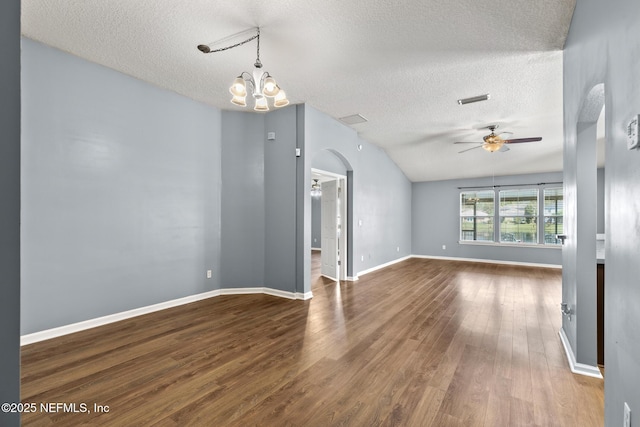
left=543, top=187, right=564, bottom=245
left=459, top=191, right=495, bottom=243
left=458, top=185, right=563, bottom=247
left=498, top=188, right=539, bottom=245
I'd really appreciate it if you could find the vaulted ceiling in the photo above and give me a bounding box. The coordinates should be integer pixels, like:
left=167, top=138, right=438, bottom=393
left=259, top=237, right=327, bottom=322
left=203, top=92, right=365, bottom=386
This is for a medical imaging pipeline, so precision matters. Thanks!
left=21, top=0, right=577, bottom=182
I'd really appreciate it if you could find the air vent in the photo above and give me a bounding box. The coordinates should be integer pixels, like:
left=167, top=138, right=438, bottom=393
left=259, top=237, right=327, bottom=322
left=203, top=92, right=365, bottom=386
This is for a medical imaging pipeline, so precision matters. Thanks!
left=339, top=114, right=368, bottom=125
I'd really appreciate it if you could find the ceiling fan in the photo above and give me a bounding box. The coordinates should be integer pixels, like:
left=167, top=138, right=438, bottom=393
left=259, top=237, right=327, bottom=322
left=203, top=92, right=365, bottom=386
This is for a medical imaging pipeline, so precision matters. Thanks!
left=455, top=125, right=542, bottom=153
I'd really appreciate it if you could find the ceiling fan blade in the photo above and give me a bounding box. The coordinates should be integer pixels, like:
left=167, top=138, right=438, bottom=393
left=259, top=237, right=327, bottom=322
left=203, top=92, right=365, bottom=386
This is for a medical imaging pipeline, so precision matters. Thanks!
left=454, top=141, right=482, bottom=144
left=499, top=145, right=510, bottom=152
left=503, top=137, right=542, bottom=144
left=458, top=145, right=483, bottom=153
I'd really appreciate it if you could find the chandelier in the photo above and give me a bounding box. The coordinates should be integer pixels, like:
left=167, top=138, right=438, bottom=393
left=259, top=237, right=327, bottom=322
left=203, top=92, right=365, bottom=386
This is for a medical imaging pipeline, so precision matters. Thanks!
left=198, top=27, right=289, bottom=111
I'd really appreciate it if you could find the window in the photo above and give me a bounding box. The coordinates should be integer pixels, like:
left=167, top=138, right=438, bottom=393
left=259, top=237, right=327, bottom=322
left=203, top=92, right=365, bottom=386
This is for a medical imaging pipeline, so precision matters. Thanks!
left=544, top=187, right=564, bottom=244
left=459, top=185, right=563, bottom=246
left=460, top=191, right=494, bottom=242
left=499, top=189, right=538, bottom=244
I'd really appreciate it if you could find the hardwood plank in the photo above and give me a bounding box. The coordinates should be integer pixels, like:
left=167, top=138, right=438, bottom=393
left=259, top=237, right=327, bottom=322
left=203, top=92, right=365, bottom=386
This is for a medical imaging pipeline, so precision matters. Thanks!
left=21, top=256, right=603, bottom=426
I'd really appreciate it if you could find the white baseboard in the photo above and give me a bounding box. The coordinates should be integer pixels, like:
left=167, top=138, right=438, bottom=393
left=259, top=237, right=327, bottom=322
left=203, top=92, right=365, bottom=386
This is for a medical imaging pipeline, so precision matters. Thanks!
left=311, top=247, right=321, bottom=251
left=411, top=254, right=562, bottom=269
left=357, top=255, right=411, bottom=277
left=345, top=276, right=359, bottom=281
left=20, top=253, right=561, bottom=346
left=221, top=287, right=312, bottom=301
left=558, top=328, right=603, bottom=379
left=21, top=287, right=312, bottom=346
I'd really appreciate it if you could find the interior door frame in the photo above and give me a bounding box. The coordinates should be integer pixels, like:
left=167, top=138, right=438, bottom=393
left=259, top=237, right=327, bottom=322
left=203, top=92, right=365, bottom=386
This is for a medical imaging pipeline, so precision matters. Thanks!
left=312, top=168, right=348, bottom=282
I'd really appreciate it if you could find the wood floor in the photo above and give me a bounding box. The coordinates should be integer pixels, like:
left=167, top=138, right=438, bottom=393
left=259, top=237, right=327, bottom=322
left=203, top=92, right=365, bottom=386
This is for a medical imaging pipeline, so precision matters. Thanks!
left=21, top=256, right=604, bottom=426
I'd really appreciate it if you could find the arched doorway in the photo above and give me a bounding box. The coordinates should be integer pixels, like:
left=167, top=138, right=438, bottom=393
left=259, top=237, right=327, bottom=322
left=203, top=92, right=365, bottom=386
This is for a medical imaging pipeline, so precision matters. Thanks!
left=560, top=83, right=605, bottom=377
left=303, top=148, right=354, bottom=295
left=310, top=168, right=347, bottom=286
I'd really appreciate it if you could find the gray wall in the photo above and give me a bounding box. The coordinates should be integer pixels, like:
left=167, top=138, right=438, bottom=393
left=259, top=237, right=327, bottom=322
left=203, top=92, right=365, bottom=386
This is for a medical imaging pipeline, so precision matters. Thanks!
left=220, top=111, right=265, bottom=288
left=563, top=1, right=640, bottom=424
left=21, top=39, right=222, bottom=334
left=303, top=105, right=412, bottom=290
left=313, top=149, right=348, bottom=175
left=412, top=172, right=563, bottom=265
left=0, top=0, right=21, bottom=425
left=264, top=107, right=299, bottom=292
left=221, top=107, right=301, bottom=293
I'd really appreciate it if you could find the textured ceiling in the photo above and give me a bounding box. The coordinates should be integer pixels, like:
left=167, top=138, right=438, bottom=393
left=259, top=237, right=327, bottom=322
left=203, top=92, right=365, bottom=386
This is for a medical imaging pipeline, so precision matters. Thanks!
left=21, top=0, right=576, bottom=182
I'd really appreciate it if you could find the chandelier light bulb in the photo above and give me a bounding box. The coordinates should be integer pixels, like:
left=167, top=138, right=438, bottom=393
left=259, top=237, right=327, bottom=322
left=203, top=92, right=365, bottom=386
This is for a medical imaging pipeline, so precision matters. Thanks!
left=274, top=90, right=289, bottom=108
left=263, top=76, right=279, bottom=97
left=229, top=77, right=247, bottom=97
left=254, top=97, right=269, bottom=112
left=230, top=94, right=247, bottom=107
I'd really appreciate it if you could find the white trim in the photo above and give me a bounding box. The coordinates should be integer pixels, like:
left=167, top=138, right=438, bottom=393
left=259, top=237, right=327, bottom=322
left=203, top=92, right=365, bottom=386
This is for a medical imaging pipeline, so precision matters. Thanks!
left=220, top=287, right=313, bottom=301
left=21, top=287, right=311, bottom=346
left=311, top=168, right=346, bottom=180
left=298, top=291, right=314, bottom=300
left=312, top=168, right=349, bottom=282
left=558, top=328, right=603, bottom=379
left=345, top=276, right=359, bottom=281
left=411, top=254, right=562, bottom=269
left=358, top=255, right=411, bottom=277
left=219, top=287, right=263, bottom=296
left=458, top=241, right=562, bottom=250
left=20, top=290, right=222, bottom=346
left=311, top=247, right=321, bottom=251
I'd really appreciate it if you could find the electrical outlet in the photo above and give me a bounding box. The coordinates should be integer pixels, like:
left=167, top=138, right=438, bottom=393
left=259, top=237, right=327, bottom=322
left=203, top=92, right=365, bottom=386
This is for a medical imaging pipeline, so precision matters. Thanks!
left=397, top=246, right=400, bottom=252
left=624, top=402, right=631, bottom=427
left=206, top=270, right=212, bottom=279
left=442, top=245, right=446, bottom=250
left=361, top=255, right=364, bottom=262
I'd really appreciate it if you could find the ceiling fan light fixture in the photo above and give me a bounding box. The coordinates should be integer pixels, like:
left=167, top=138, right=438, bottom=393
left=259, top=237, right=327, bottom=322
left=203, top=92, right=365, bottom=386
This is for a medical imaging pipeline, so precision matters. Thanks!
left=457, top=94, right=490, bottom=105
left=482, top=142, right=504, bottom=152
left=311, top=179, right=322, bottom=197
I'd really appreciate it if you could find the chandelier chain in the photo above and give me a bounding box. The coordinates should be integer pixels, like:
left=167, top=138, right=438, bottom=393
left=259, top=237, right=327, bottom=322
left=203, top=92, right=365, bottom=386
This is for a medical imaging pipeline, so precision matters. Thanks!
left=207, top=28, right=259, bottom=55
left=256, top=27, right=260, bottom=64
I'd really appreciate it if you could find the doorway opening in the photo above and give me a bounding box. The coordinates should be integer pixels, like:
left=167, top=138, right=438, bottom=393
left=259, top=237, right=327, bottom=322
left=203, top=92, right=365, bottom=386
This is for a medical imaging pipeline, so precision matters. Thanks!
left=562, top=82, right=605, bottom=376
left=311, top=168, right=347, bottom=288
left=595, top=104, right=606, bottom=368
